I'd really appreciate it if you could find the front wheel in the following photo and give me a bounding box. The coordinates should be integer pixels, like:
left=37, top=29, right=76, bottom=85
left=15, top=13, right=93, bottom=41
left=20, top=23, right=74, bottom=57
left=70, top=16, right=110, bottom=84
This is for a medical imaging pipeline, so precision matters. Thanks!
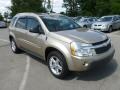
left=47, top=51, right=69, bottom=79
left=108, top=26, right=112, bottom=33
left=83, top=25, right=87, bottom=28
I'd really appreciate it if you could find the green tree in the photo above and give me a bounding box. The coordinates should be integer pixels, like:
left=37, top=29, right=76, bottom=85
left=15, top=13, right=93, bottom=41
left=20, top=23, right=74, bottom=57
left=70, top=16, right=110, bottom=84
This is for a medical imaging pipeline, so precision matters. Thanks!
left=0, top=13, right=3, bottom=21
left=10, top=0, right=46, bottom=16
left=79, top=0, right=111, bottom=16
left=79, top=0, right=96, bottom=16
left=95, top=0, right=111, bottom=16
left=63, top=0, right=112, bottom=16
left=63, top=0, right=81, bottom=16
left=110, top=0, right=120, bottom=14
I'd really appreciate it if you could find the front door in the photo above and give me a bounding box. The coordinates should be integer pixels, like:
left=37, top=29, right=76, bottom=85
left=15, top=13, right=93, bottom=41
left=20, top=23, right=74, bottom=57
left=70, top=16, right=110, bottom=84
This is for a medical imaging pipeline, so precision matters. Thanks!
left=25, top=17, right=45, bottom=58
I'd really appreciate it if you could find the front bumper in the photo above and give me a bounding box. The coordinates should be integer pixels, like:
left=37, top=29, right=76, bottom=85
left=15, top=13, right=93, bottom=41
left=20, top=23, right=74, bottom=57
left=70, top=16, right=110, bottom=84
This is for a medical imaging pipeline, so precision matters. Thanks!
left=70, top=46, right=115, bottom=71
left=91, top=26, right=109, bottom=31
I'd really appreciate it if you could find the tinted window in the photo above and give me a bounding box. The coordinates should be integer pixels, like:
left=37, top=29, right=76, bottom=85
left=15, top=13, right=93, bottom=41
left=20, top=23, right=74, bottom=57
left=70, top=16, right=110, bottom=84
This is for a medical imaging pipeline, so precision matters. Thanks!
left=27, top=18, right=41, bottom=33
left=79, top=18, right=88, bottom=22
left=15, top=18, right=27, bottom=29
left=113, top=16, right=119, bottom=21
left=75, top=17, right=82, bottom=21
left=10, top=17, right=17, bottom=26
left=98, top=17, right=113, bottom=22
left=41, top=15, right=80, bottom=32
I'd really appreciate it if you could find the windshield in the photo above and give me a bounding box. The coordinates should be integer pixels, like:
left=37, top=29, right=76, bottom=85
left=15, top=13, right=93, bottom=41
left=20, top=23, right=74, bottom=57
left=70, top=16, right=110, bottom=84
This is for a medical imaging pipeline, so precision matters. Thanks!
left=98, top=17, right=113, bottom=22
left=40, top=15, right=80, bottom=32
left=80, top=18, right=88, bottom=22
left=89, top=18, right=97, bottom=22
left=75, top=17, right=82, bottom=21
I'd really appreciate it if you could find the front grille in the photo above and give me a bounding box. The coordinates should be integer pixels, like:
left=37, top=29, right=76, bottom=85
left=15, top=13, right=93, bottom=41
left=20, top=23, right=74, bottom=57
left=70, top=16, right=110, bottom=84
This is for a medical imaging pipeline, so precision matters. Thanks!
left=92, top=38, right=108, bottom=46
left=95, top=43, right=111, bottom=54
left=94, top=25, right=101, bottom=26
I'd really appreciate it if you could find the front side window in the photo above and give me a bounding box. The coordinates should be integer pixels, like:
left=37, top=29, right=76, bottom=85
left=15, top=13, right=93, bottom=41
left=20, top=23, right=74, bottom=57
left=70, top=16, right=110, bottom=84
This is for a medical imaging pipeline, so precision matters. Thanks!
left=88, top=18, right=96, bottom=22
left=27, top=18, right=41, bottom=33
left=40, top=15, right=80, bottom=32
left=113, top=16, right=119, bottom=21
left=10, top=17, right=17, bottom=27
left=15, top=18, right=27, bottom=29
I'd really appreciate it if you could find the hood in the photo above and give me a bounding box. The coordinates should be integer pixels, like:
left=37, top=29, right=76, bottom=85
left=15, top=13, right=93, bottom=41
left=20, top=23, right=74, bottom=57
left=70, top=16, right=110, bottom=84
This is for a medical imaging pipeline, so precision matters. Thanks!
left=77, top=22, right=86, bottom=27
left=93, top=21, right=111, bottom=25
left=53, top=28, right=107, bottom=44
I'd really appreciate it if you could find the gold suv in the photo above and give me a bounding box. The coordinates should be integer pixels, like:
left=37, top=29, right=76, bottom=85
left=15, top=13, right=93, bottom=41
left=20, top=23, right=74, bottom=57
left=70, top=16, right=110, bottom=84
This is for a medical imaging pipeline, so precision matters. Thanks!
left=9, top=13, right=115, bottom=79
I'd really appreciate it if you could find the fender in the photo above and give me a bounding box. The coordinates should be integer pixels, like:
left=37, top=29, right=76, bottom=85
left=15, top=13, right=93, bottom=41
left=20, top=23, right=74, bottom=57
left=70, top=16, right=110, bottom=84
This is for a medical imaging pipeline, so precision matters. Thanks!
left=44, top=37, right=75, bottom=70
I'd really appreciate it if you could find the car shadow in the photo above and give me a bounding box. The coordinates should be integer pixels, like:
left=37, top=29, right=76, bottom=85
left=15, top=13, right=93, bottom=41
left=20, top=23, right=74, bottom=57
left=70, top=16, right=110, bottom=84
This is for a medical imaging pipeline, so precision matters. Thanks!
left=23, top=52, right=118, bottom=81
left=25, top=52, right=47, bottom=65
left=103, top=29, right=119, bottom=33
left=65, top=59, right=118, bottom=81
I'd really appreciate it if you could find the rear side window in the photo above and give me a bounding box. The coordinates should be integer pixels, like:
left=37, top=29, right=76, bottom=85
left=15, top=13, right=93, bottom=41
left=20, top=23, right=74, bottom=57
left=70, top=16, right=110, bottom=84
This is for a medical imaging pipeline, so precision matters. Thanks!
left=10, top=17, right=17, bottom=27
left=15, top=18, right=27, bottom=29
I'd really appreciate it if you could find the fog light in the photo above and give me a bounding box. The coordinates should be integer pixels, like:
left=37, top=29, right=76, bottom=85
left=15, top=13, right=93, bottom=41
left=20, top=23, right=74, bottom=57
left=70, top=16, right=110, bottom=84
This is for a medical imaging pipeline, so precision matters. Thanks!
left=83, top=62, right=89, bottom=67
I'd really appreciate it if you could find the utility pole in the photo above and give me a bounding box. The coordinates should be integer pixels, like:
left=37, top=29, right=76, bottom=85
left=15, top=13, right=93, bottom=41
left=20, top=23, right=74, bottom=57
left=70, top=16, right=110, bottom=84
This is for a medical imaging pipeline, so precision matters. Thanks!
left=44, top=0, right=53, bottom=13
left=47, top=0, right=51, bottom=13
left=51, top=0, right=54, bottom=12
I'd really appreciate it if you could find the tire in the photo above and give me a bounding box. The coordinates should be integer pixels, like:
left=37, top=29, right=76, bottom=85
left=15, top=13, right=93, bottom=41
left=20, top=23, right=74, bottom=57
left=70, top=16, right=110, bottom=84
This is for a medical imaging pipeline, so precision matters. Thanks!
left=83, top=25, right=87, bottom=28
left=47, top=51, right=69, bottom=79
left=108, top=26, right=112, bottom=33
left=10, top=38, right=21, bottom=53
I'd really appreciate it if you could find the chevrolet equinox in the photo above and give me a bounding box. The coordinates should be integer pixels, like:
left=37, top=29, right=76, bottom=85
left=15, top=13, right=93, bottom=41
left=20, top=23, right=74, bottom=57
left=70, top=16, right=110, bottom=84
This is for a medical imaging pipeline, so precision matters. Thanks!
left=9, top=13, right=115, bottom=79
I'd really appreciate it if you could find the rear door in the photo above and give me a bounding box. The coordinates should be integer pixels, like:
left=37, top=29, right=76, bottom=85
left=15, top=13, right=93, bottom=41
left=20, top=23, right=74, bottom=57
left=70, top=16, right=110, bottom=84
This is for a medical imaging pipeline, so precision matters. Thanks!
left=113, top=16, right=120, bottom=29
left=117, top=16, right=120, bottom=28
left=14, top=17, right=29, bottom=49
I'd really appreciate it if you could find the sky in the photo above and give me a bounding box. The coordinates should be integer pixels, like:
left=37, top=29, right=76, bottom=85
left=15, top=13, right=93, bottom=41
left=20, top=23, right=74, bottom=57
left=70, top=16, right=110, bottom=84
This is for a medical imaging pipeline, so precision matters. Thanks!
left=0, top=0, right=65, bottom=15
left=52, top=0, right=65, bottom=13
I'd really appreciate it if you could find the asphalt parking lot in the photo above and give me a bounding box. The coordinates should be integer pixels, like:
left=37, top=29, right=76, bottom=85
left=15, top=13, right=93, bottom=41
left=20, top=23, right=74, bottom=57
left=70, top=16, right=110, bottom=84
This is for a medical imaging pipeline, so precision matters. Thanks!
left=0, top=28, right=120, bottom=90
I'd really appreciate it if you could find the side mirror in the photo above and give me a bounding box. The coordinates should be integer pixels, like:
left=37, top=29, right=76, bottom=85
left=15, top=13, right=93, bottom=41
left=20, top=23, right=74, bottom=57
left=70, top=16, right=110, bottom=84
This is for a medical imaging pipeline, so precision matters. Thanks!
left=29, top=25, right=44, bottom=34
left=38, top=26, right=45, bottom=34
left=29, top=28, right=39, bottom=33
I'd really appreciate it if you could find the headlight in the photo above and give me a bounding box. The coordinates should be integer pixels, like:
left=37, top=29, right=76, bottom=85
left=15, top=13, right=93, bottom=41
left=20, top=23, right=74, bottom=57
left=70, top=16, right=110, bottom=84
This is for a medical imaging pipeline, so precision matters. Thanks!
left=91, top=24, right=94, bottom=28
left=70, top=42, right=95, bottom=57
left=102, top=24, right=108, bottom=28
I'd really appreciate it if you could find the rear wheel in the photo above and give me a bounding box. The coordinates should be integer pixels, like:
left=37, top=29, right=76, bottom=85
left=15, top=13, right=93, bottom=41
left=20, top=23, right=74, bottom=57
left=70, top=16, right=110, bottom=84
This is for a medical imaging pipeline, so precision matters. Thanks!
left=10, top=38, right=21, bottom=53
left=47, top=51, right=69, bottom=79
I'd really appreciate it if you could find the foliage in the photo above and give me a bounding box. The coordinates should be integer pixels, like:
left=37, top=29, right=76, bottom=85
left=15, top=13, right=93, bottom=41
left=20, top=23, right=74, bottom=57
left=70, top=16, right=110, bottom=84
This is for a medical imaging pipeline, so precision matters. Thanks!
left=63, top=0, right=81, bottom=16
left=110, top=0, right=120, bottom=14
left=9, top=0, right=120, bottom=17
left=10, top=0, right=46, bottom=16
left=0, top=13, right=3, bottom=21
left=63, top=0, right=120, bottom=17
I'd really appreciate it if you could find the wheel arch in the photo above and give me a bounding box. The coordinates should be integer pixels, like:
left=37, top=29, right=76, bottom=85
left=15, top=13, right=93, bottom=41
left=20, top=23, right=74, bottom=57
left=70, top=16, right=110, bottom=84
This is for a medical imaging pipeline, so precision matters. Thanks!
left=9, top=35, right=14, bottom=41
left=45, top=47, right=66, bottom=62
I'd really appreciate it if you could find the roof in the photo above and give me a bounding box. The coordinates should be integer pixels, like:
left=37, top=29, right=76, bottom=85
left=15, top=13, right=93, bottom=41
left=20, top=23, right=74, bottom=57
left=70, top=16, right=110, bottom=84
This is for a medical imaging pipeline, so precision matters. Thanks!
left=102, top=15, right=120, bottom=17
left=15, top=12, right=61, bottom=17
